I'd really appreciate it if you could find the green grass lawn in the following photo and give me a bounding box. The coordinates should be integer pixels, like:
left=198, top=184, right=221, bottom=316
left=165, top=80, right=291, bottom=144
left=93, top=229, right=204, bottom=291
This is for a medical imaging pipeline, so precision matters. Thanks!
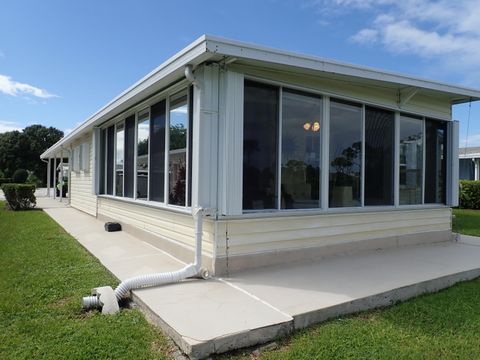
left=453, top=208, right=480, bottom=237
left=0, top=201, right=172, bottom=359
left=2, top=202, right=480, bottom=360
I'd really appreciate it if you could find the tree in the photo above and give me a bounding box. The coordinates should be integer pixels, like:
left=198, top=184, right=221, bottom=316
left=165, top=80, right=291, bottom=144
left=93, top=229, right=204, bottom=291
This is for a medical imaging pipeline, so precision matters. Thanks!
left=0, top=125, right=63, bottom=185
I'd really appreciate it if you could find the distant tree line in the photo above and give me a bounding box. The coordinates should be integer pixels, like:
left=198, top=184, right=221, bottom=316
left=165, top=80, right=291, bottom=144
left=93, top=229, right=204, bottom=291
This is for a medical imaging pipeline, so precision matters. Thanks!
left=0, top=125, right=63, bottom=186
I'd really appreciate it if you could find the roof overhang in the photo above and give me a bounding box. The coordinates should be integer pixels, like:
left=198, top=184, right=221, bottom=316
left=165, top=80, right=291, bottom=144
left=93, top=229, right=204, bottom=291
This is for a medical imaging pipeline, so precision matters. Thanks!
left=42, top=34, right=480, bottom=158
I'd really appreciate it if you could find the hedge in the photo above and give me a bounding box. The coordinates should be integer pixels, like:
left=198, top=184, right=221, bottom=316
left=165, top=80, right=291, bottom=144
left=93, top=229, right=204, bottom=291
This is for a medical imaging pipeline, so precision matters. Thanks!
left=1, top=184, right=36, bottom=211
left=0, top=178, right=12, bottom=186
left=459, top=180, right=480, bottom=209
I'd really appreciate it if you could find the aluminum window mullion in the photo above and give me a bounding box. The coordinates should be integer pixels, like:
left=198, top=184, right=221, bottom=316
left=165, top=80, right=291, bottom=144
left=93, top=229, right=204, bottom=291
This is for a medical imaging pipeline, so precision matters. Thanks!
left=147, top=110, right=151, bottom=201
left=277, top=87, right=283, bottom=210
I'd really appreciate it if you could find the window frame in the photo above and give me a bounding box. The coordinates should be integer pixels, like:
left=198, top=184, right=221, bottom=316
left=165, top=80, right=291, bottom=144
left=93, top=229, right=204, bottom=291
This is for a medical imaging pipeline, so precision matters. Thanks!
left=98, top=81, right=193, bottom=212
left=242, top=75, right=450, bottom=213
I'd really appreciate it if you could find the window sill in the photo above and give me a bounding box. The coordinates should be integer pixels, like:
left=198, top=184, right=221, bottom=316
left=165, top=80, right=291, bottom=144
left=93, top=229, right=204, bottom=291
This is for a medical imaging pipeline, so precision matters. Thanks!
left=97, top=194, right=192, bottom=215
left=231, top=204, right=450, bottom=220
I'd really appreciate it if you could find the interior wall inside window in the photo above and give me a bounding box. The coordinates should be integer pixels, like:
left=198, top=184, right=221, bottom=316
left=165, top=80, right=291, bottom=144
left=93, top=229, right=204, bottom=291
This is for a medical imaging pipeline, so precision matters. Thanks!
left=399, top=115, right=423, bottom=205
left=281, top=89, right=322, bottom=209
left=99, top=129, right=106, bottom=194
left=124, top=115, right=135, bottom=198
left=329, top=99, right=362, bottom=208
left=364, top=106, right=395, bottom=206
left=425, top=119, right=447, bottom=204
left=149, top=100, right=166, bottom=202
left=243, top=80, right=279, bottom=210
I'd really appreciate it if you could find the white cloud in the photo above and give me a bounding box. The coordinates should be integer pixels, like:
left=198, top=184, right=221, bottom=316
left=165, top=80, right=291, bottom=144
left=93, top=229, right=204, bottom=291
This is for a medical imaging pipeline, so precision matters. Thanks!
left=0, top=74, right=57, bottom=99
left=0, top=120, right=22, bottom=133
left=314, top=0, right=480, bottom=81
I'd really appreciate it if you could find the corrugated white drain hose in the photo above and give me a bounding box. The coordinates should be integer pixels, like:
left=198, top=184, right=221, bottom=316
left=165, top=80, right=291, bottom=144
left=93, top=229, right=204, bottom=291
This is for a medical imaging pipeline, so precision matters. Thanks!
left=82, top=207, right=210, bottom=314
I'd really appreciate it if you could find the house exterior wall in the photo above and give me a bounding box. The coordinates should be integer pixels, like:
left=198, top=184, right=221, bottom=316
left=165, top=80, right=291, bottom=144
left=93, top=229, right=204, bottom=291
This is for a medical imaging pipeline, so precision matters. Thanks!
left=214, top=208, right=452, bottom=274
left=69, top=133, right=97, bottom=216
left=96, top=196, right=216, bottom=269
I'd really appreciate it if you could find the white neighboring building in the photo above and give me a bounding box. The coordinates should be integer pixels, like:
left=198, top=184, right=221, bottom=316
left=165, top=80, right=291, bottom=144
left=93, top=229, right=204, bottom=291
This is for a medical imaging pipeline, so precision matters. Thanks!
left=459, top=147, right=480, bottom=180
left=41, top=35, right=480, bottom=275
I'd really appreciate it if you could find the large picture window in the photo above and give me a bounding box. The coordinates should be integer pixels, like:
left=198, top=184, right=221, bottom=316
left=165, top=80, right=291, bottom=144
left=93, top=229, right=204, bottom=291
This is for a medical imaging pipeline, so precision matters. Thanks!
left=425, top=119, right=447, bottom=204
left=115, top=123, right=124, bottom=197
left=243, top=81, right=279, bottom=210
left=364, top=106, right=394, bottom=206
left=281, top=90, right=322, bottom=209
left=136, top=110, right=149, bottom=200
left=124, top=115, right=135, bottom=198
left=329, top=99, right=362, bottom=208
left=168, top=91, right=188, bottom=206
left=150, top=100, right=166, bottom=202
left=399, top=115, right=423, bottom=205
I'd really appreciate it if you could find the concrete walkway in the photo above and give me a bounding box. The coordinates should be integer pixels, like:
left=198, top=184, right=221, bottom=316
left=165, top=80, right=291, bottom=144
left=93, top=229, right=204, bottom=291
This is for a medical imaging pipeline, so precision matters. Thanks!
left=37, top=197, right=480, bottom=359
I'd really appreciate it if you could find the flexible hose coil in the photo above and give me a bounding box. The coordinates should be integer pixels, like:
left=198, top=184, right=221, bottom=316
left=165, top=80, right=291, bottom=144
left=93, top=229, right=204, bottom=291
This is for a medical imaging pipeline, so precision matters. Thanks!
left=114, top=264, right=198, bottom=301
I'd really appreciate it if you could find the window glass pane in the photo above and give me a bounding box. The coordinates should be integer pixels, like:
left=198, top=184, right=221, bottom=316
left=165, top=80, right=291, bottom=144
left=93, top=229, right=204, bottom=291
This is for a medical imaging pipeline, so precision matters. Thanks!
left=425, top=119, right=447, bottom=203
left=168, top=93, right=188, bottom=206
left=459, top=158, right=475, bottom=180
left=329, top=99, right=362, bottom=207
left=150, top=100, right=166, bottom=202
left=399, top=115, right=423, bottom=205
left=243, top=81, right=279, bottom=210
left=365, top=106, right=394, bottom=205
left=281, top=89, right=321, bottom=209
left=124, top=115, right=135, bottom=198
left=137, top=110, right=149, bottom=200
left=99, top=129, right=106, bottom=194
left=106, top=126, right=114, bottom=195
left=115, top=124, right=124, bottom=197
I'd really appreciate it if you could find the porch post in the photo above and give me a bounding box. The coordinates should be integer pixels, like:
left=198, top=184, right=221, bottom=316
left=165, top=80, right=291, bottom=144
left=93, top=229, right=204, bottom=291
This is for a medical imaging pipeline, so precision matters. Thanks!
left=59, top=150, right=63, bottom=202
left=46, top=158, right=51, bottom=197
left=53, top=156, right=57, bottom=200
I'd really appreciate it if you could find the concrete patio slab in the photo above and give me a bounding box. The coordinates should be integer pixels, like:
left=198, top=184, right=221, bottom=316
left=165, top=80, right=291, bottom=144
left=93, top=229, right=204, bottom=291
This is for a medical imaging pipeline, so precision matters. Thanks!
left=37, top=197, right=480, bottom=359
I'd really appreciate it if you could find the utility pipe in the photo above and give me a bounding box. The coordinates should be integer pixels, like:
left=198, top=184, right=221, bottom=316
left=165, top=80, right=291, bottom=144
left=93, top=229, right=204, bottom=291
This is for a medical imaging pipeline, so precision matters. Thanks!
left=82, top=208, right=210, bottom=314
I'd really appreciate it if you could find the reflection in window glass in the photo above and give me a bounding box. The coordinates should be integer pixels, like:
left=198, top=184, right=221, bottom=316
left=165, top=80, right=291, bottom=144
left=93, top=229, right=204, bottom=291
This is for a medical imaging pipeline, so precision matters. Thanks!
left=168, top=93, right=188, bottom=206
left=400, top=115, right=423, bottom=205
left=106, top=126, right=114, bottom=195
left=150, top=100, right=166, bottom=202
left=365, top=106, right=394, bottom=205
left=425, top=119, right=447, bottom=204
left=243, top=81, right=279, bottom=210
left=281, top=90, right=322, bottom=209
left=329, top=99, right=362, bottom=207
left=137, top=110, right=149, bottom=199
left=115, top=123, right=124, bottom=197
left=124, top=115, right=135, bottom=198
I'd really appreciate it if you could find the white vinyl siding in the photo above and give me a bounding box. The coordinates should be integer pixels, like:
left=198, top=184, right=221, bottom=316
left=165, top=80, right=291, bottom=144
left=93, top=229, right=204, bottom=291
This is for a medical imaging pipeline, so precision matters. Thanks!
left=216, top=208, right=451, bottom=258
left=70, top=135, right=97, bottom=216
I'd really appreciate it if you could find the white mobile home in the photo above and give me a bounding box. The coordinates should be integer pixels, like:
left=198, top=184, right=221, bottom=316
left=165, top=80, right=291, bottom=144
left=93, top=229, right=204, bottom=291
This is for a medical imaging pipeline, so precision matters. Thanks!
left=459, top=146, right=480, bottom=180
left=41, top=35, right=480, bottom=275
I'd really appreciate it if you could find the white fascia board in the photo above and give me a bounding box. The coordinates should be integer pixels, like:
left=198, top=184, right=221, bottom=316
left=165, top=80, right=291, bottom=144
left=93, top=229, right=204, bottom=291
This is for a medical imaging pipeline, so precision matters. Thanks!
left=204, top=35, right=480, bottom=101
left=41, top=35, right=211, bottom=159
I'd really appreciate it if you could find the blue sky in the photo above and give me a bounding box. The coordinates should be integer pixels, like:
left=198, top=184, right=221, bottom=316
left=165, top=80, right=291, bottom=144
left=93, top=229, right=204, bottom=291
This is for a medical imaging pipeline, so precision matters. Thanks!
left=1, top=0, right=479, bottom=146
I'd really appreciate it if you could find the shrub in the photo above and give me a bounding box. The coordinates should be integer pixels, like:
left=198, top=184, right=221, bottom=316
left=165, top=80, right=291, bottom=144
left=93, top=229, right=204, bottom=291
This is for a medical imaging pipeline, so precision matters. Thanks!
left=26, top=171, right=42, bottom=187
left=0, top=178, right=12, bottom=186
left=12, top=169, right=28, bottom=184
left=459, top=180, right=480, bottom=209
left=1, top=184, right=36, bottom=211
